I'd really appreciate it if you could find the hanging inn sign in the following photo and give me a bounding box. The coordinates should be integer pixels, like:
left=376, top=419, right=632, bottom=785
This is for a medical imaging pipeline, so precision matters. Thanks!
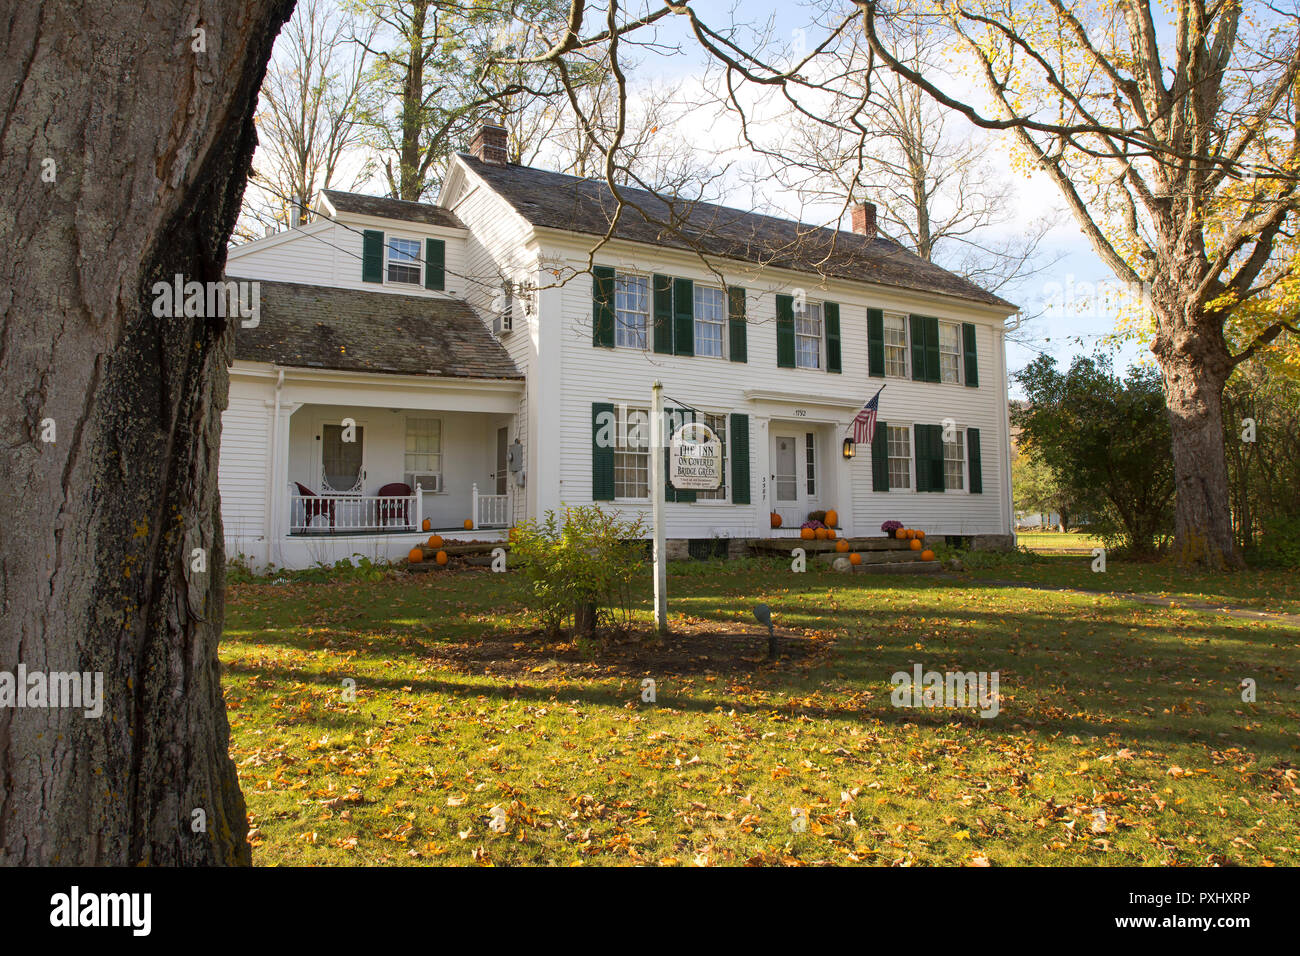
left=669, top=422, right=723, bottom=491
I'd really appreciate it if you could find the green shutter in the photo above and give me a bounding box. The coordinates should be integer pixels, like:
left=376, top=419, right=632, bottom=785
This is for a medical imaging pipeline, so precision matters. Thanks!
left=653, top=274, right=673, bottom=354
left=673, top=278, right=694, bottom=356
left=825, top=302, right=842, bottom=373
left=909, top=315, right=926, bottom=381
left=776, top=294, right=795, bottom=368
left=915, top=424, right=944, bottom=493
left=727, top=286, right=747, bottom=363
left=867, top=308, right=885, bottom=377
left=730, top=413, right=750, bottom=504
left=424, top=238, right=445, bottom=290
left=967, top=427, right=983, bottom=493
left=592, top=402, right=615, bottom=500
left=924, top=316, right=941, bottom=383
left=362, top=230, right=384, bottom=283
left=871, top=421, right=889, bottom=492
left=592, top=266, right=615, bottom=347
left=962, top=322, right=979, bottom=387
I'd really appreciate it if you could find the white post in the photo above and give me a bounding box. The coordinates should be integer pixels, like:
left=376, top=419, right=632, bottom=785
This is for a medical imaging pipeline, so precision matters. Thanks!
left=415, top=481, right=423, bottom=532
left=472, top=483, right=479, bottom=530
left=651, top=381, right=668, bottom=635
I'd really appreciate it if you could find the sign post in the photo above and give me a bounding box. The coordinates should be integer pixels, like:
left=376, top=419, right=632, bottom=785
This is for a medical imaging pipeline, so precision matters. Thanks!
left=651, top=382, right=667, bottom=635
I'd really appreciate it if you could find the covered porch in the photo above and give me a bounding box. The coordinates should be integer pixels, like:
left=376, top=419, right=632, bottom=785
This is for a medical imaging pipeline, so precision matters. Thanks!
left=264, top=370, right=523, bottom=569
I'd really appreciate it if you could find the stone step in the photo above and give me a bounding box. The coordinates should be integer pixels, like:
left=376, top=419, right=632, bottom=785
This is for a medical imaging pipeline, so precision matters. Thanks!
left=747, top=536, right=927, bottom=554
left=850, top=559, right=943, bottom=575
left=815, top=549, right=927, bottom=565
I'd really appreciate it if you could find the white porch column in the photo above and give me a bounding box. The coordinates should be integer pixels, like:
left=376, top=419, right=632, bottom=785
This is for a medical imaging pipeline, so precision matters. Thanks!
left=267, top=401, right=300, bottom=568
left=754, top=416, right=771, bottom=533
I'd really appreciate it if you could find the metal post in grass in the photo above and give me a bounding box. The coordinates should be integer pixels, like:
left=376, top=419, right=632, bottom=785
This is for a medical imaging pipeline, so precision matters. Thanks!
left=754, top=603, right=776, bottom=658
left=651, top=381, right=668, bottom=635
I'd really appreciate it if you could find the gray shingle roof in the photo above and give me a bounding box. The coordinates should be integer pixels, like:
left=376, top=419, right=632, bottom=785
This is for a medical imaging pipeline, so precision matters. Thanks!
left=457, top=154, right=1016, bottom=311
left=320, top=189, right=464, bottom=230
left=230, top=279, right=522, bottom=380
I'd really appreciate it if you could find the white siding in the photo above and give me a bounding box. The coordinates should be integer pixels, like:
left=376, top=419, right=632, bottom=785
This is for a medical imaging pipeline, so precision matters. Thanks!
left=540, top=233, right=1014, bottom=539
left=226, top=217, right=470, bottom=301
left=219, top=395, right=271, bottom=557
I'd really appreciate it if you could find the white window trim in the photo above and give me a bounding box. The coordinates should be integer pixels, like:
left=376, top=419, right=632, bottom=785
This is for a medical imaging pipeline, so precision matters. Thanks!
left=613, top=270, right=650, bottom=351
left=794, top=300, right=824, bottom=370
left=942, top=425, right=967, bottom=493
left=385, top=234, right=423, bottom=286
left=938, top=319, right=964, bottom=386
left=693, top=285, right=728, bottom=360
left=886, top=422, right=914, bottom=492
left=403, top=415, right=445, bottom=493
left=613, top=405, right=652, bottom=502
left=883, top=311, right=910, bottom=379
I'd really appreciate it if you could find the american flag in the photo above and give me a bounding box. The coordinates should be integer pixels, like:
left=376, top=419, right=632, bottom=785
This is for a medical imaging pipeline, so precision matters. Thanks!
left=852, top=388, right=883, bottom=444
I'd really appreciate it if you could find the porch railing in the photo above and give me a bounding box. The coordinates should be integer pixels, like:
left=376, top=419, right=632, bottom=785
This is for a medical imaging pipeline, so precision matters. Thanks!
left=471, top=483, right=510, bottom=529
left=289, top=490, right=422, bottom=535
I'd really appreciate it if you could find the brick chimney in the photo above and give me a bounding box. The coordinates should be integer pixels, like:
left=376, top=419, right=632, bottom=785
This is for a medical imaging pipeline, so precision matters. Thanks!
left=470, top=123, right=509, bottom=165
left=851, top=201, right=877, bottom=240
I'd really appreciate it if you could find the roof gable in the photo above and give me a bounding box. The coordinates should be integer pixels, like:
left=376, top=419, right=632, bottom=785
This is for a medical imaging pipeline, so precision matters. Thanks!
left=319, top=189, right=464, bottom=230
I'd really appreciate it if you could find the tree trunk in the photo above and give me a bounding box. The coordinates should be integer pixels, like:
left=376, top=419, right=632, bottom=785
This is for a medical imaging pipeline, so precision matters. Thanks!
left=1154, top=320, right=1244, bottom=570
left=0, top=0, right=295, bottom=865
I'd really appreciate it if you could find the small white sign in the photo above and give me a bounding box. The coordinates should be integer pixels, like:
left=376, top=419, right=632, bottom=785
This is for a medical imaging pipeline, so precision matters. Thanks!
left=670, top=422, right=722, bottom=490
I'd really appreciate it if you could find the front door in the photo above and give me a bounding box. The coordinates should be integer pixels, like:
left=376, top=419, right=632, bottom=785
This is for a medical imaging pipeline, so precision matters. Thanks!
left=772, top=430, right=818, bottom=528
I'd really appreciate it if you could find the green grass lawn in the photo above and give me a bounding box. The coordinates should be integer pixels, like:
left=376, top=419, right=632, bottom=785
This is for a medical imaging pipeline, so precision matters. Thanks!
left=967, top=552, right=1300, bottom=615
left=1015, top=531, right=1105, bottom=552
left=221, top=558, right=1300, bottom=866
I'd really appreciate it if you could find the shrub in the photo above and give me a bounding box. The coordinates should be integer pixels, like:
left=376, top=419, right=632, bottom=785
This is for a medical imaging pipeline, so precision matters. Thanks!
left=509, top=505, right=648, bottom=638
left=1246, top=515, right=1300, bottom=569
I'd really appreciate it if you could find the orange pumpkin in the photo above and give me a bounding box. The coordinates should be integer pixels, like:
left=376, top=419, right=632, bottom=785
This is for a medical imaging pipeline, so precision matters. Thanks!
left=896, top=528, right=909, bottom=540
left=915, top=529, right=925, bottom=539
left=770, top=512, right=783, bottom=529
left=835, top=539, right=849, bottom=553
left=408, top=547, right=424, bottom=563
left=825, top=509, right=839, bottom=528
left=849, top=552, right=862, bottom=565
left=814, top=528, right=828, bottom=540
left=800, top=527, right=815, bottom=540
left=435, top=550, right=449, bottom=566
left=463, top=519, right=474, bottom=530
left=921, top=549, right=935, bottom=561
left=909, top=538, right=922, bottom=551
left=826, top=528, right=837, bottom=539
left=427, top=534, right=444, bottom=548
left=422, top=518, right=432, bottom=532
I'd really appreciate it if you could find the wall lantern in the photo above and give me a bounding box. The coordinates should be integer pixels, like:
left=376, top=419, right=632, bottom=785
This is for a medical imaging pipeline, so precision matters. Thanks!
left=842, top=437, right=857, bottom=460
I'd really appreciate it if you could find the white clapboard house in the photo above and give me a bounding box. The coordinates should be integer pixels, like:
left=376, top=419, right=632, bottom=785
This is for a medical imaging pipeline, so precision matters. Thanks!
left=221, top=124, right=1018, bottom=570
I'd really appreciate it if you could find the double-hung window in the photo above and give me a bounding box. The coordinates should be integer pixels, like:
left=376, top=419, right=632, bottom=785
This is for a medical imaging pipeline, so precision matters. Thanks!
left=884, top=313, right=908, bottom=377
left=795, top=301, right=822, bottom=369
left=615, top=273, right=649, bottom=349
left=938, top=321, right=962, bottom=384
left=693, top=286, right=726, bottom=358
left=695, top=413, right=728, bottom=500
left=943, top=428, right=965, bottom=490
left=614, top=406, right=650, bottom=499
left=887, top=425, right=912, bottom=489
left=387, top=237, right=421, bottom=284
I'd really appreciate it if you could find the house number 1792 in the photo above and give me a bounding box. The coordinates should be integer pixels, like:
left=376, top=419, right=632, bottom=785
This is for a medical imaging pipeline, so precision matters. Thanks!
left=793, top=409, right=807, bottom=417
